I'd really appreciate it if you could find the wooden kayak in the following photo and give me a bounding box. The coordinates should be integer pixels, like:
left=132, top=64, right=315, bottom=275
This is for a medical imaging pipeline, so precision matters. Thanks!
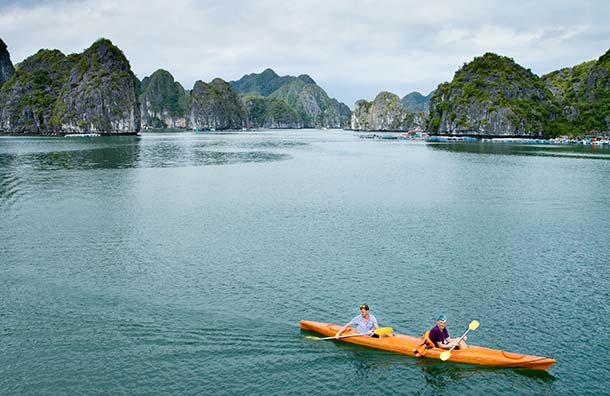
left=300, top=320, right=555, bottom=370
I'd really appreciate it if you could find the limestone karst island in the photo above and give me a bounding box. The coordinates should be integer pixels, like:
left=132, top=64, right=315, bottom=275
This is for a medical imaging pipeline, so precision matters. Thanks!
left=1, top=37, right=609, bottom=141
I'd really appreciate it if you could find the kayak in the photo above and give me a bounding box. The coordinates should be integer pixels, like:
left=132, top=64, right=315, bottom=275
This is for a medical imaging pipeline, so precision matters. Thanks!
left=300, top=320, right=555, bottom=370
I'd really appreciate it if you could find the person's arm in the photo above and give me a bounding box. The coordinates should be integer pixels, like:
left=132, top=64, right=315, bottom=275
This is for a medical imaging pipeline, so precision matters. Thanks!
left=437, top=341, right=452, bottom=349
left=441, top=330, right=466, bottom=349
left=334, top=321, right=352, bottom=338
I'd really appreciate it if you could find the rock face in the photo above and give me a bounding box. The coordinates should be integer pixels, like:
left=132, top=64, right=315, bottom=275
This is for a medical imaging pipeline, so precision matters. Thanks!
left=542, top=48, right=610, bottom=133
left=270, top=79, right=351, bottom=128
left=190, top=78, right=245, bottom=130
left=0, top=49, right=75, bottom=133
left=242, top=95, right=302, bottom=129
left=401, top=91, right=434, bottom=113
left=428, top=53, right=563, bottom=136
left=350, top=91, right=426, bottom=131
left=0, top=39, right=15, bottom=89
left=0, top=38, right=140, bottom=134
left=53, top=39, right=140, bottom=133
left=140, top=69, right=189, bottom=129
left=230, top=68, right=351, bottom=128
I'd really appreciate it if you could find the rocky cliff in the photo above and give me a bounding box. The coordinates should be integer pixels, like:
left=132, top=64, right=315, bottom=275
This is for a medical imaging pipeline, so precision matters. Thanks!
left=428, top=53, right=564, bottom=136
left=53, top=39, right=140, bottom=134
left=0, top=39, right=15, bottom=89
left=140, top=69, right=189, bottom=129
left=242, top=95, right=302, bottom=128
left=270, top=79, right=351, bottom=128
left=542, top=48, right=610, bottom=133
left=190, top=78, right=245, bottom=130
left=0, top=49, right=75, bottom=133
left=0, top=38, right=140, bottom=134
left=231, top=69, right=351, bottom=128
left=350, top=91, right=426, bottom=131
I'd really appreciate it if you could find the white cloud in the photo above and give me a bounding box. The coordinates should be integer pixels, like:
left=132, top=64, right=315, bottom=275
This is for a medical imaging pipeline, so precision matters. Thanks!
left=1, top=0, right=609, bottom=107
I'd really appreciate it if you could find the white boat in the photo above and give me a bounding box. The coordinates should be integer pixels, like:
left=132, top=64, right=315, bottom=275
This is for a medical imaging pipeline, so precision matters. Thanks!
left=64, top=133, right=101, bottom=137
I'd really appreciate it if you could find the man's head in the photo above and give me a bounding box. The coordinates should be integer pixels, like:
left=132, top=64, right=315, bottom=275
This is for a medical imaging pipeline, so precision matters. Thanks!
left=437, top=314, right=447, bottom=329
left=359, top=304, right=370, bottom=316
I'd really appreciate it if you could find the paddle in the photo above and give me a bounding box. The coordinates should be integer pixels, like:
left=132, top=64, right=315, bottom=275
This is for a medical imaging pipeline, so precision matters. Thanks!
left=306, top=327, right=394, bottom=341
left=440, top=320, right=480, bottom=361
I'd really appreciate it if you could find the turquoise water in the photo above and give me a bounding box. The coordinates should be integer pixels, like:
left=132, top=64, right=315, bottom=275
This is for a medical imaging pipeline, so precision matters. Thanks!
left=1, top=131, right=609, bottom=395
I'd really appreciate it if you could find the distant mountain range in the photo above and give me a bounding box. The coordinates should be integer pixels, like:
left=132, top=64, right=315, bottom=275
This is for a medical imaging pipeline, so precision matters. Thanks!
left=1, top=36, right=609, bottom=136
left=400, top=91, right=434, bottom=113
left=0, top=39, right=351, bottom=134
left=229, top=68, right=351, bottom=129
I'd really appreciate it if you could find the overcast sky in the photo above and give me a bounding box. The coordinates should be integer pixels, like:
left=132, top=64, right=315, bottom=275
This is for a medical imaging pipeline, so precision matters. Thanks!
left=1, top=0, right=609, bottom=107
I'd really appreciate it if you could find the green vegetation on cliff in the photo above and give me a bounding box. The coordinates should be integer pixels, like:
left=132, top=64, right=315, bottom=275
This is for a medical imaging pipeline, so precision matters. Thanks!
left=139, top=69, right=189, bottom=128
left=51, top=38, right=140, bottom=133
left=230, top=68, right=315, bottom=97
left=401, top=91, right=433, bottom=113
left=231, top=69, right=350, bottom=128
left=190, top=78, right=245, bottom=130
left=429, top=53, right=569, bottom=136
left=270, top=78, right=350, bottom=128
left=0, top=49, right=75, bottom=133
left=351, top=91, right=426, bottom=131
left=242, top=95, right=301, bottom=128
left=0, top=38, right=140, bottom=134
left=543, top=48, right=610, bottom=134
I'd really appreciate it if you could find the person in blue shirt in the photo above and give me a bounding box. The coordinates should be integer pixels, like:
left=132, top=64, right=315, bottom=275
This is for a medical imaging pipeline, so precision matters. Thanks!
left=334, top=304, right=380, bottom=338
left=428, top=314, right=468, bottom=349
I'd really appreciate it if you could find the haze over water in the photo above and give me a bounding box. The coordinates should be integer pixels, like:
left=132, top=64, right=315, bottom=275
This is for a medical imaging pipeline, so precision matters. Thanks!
left=1, top=130, right=609, bottom=395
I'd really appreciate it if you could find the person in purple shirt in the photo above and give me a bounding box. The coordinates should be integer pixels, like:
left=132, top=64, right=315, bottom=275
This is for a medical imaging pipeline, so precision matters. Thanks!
left=428, top=314, right=468, bottom=349
left=334, top=304, right=380, bottom=338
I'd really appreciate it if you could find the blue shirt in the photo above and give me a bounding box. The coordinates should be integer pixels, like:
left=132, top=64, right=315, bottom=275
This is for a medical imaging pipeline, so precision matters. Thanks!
left=351, top=314, right=378, bottom=335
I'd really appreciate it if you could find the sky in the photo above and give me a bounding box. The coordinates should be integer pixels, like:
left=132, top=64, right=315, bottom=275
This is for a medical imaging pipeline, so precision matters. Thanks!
left=1, top=0, right=609, bottom=108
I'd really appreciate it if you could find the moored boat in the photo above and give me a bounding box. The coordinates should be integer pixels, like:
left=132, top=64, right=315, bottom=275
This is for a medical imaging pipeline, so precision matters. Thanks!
left=300, top=320, right=555, bottom=370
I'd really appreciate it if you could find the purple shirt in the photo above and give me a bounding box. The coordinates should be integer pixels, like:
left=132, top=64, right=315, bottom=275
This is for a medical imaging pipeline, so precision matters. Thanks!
left=429, top=325, right=450, bottom=346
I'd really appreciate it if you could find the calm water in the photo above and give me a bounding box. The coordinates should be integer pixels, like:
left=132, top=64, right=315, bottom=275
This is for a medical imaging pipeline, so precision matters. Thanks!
left=1, top=131, right=609, bottom=395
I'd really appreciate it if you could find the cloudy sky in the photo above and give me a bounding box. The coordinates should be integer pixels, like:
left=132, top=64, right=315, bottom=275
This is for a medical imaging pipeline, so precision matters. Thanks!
left=1, top=0, right=609, bottom=107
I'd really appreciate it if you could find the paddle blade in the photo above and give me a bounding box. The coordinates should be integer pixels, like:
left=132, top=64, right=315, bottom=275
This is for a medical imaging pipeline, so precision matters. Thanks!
left=305, top=336, right=325, bottom=340
left=440, top=351, right=451, bottom=361
left=469, top=320, right=480, bottom=331
left=374, top=327, right=394, bottom=336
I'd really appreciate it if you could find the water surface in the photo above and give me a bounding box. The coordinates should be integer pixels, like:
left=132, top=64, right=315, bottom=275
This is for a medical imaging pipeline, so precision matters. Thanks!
left=1, top=131, right=609, bottom=395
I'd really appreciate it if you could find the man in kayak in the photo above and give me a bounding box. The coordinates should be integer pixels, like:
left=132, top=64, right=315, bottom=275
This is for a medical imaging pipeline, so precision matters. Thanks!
left=334, top=304, right=381, bottom=338
left=429, top=314, right=468, bottom=349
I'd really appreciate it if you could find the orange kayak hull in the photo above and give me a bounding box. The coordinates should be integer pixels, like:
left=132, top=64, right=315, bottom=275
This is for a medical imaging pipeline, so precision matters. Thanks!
left=300, top=320, right=555, bottom=370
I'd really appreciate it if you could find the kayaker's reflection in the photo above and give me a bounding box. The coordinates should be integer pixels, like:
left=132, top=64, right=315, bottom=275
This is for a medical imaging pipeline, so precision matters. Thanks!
left=334, top=304, right=381, bottom=339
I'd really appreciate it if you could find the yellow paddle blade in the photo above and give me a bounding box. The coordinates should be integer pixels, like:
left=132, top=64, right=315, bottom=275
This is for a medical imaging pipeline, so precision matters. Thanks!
left=440, top=350, right=451, bottom=361
left=469, top=320, right=480, bottom=331
left=374, top=327, right=394, bottom=335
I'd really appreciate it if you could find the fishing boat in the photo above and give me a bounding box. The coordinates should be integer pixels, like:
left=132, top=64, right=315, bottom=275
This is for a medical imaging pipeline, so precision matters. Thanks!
left=300, top=320, right=555, bottom=370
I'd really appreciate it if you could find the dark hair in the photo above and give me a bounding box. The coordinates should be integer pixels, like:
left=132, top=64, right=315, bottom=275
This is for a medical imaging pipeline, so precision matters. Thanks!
left=359, top=304, right=369, bottom=311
